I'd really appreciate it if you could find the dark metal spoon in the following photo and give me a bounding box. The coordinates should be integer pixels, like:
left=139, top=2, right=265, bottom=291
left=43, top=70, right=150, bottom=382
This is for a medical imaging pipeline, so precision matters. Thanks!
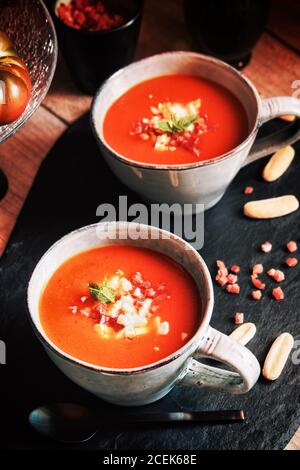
left=29, top=403, right=244, bottom=443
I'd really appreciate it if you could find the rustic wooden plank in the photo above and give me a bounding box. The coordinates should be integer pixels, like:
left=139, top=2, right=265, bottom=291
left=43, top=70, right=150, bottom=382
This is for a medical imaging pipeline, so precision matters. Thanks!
left=44, top=20, right=300, bottom=124
left=0, top=107, right=66, bottom=255
left=244, top=33, right=300, bottom=97
left=43, top=54, right=92, bottom=124
left=268, top=0, right=300, bottom=52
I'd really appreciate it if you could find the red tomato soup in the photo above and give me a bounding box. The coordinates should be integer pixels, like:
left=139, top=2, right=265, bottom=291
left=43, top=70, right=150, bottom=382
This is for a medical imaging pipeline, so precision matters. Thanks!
left=39, top=245, right=200, bottom=368
left=103, top=74, right=248, bottom=165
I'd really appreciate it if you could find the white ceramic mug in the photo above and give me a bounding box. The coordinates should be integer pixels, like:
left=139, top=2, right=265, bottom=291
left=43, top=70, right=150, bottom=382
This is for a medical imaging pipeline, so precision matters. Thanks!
left=27, top=222, right=260, bottom=406
left=91, top=51, right=300, bottom=213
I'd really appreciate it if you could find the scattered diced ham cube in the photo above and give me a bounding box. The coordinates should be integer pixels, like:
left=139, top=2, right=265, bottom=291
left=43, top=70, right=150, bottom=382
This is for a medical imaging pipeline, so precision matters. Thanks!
left=273, top=270, right=285, bottom=282
left=80, top=296, right=88, bottom=303
left=244, top=186, right=254, bottom=195
left=230, top=265, right=240, bottom=274
left=216, top=259, right=228, bottom=286
left=217, top=260, right=228, bottom=276
left=251, top=275, right=265, bottom=290
left=234, top=312, right=244, bottom=324
left=252, top=264, right=264, bottom=275
left=252, top=290, right=262, bottom=300
left=261, top=242, right=272, bottom=253
left=272, top=286, right=284, bottom=301
left=226, top=283, right=240, bottom=294
left=267, top=268, right=276, bottom=277
left=287, top=241, right=297, bottom=252
left=286, top=257, right=298, bottom=267
left=215, top=273, right=228, bottom=286
left=227, top=273, right=238, bottom=284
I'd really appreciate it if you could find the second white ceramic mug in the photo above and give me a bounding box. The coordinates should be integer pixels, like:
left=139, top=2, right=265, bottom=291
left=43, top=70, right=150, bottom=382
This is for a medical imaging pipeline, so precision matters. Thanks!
left=91, top=51, right=300, bottom=213
left=27, top=222, right=260, bottom=406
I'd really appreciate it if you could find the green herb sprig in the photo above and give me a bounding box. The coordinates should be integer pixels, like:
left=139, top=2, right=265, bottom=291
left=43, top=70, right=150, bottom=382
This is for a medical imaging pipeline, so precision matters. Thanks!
left=89, top=279, right=115, bottom=304
left=158, top=113, right=198, bottom=134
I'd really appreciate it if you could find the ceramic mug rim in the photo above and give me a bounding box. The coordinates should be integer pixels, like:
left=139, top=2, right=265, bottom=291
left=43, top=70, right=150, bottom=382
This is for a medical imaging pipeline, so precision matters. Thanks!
left=90, top=50, right=261, bottom=171
left=27, top=222, right=214, bottom=376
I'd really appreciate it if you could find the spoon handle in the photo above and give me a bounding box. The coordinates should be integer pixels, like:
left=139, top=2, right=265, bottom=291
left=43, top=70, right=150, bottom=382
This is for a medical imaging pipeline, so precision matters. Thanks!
left=103, top=410, right=244, bottom=424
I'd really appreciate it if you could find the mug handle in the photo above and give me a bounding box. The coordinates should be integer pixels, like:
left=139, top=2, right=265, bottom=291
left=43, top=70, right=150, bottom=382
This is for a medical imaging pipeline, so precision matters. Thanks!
left=243, top=96, right=300, bottom=167
left=180, top=326, right=260, bottom=393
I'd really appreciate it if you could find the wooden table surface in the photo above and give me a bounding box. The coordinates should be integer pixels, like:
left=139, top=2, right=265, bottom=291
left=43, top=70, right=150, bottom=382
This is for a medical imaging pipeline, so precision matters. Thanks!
left=0, top=0, right=299, bottom=450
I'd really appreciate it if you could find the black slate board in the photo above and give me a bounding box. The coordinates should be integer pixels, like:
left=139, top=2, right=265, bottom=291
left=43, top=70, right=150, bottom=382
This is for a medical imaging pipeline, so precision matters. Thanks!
left=1, top=114, right=300, bottom=450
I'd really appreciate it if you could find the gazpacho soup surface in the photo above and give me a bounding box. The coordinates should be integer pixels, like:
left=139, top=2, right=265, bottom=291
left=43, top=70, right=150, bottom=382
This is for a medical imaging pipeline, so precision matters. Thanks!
left=39, top=245, right=200, bottom=368
left=103, top=74, right=249, bottom=165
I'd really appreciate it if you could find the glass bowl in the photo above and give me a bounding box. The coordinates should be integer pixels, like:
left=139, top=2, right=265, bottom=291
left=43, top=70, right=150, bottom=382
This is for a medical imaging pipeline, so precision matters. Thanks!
left=0, top=0, right=58, bottom=143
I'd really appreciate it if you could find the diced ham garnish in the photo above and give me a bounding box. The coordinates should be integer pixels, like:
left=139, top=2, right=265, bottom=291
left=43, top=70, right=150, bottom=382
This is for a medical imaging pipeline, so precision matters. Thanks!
left=286, top=257, right=298, bottom=267
left=244, top=186, right=254, bottom=195
left=80, top=296, right=88, bottom=303
left=287, top=241, right=297, bottom=253
left=252, top=290, right=262, bottom=300
left=272, top=286, right=284, bottom=301
left=230, top=265, right=240, bottom=274
left=273, top=270, right=285, bottom=283
left=267, top=269, right=285, bottom=282
left=93, top=302, right=108, bottom=315
left=143, top=281, right=151, bottom=289
left=145, top=288, right=156, bottom=298
left=234, top=312, right=244, bottom=324
left=227, top=273, right=238, bottom=284
left=216, top=259, right=228, bottom=286
left=131, top=271, right=143, bottom=285
left=261, top=242, right=272, bottom=253
left=226, top=283, right=240, bottom=294
left=251, top=275, right=265, bottom=290
left=217, top=260, right=228, bottom=276
left=252, top=264, right=264, bottom=276
left=215, top=273, right=228, bottom=286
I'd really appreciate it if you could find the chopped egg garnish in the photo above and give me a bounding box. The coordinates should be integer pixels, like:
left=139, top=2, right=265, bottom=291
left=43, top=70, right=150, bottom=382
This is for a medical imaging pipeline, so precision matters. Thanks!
left=68, top=271, right=170, bottom=341
left=131, top=99, right=208, bottom=157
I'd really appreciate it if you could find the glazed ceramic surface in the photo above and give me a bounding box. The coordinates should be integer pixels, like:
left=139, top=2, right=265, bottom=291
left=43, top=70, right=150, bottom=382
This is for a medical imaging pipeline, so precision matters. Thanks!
left=27, top=222, right=260, bottom=406
left=91, top=52, right=300, bottom=213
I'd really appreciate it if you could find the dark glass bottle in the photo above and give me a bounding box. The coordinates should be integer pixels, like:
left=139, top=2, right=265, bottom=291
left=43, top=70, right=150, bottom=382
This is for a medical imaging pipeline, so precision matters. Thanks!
left=184, top=0, right=269, bottom=69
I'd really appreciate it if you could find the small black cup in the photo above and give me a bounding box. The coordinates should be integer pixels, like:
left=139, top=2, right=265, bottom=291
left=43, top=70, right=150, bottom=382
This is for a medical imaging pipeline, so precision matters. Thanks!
left=49, top=0, right=144, bottom=94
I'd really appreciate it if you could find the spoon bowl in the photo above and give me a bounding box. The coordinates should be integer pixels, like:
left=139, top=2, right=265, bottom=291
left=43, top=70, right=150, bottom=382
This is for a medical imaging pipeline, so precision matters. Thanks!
left=29, top=402, right=244, bottom=444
